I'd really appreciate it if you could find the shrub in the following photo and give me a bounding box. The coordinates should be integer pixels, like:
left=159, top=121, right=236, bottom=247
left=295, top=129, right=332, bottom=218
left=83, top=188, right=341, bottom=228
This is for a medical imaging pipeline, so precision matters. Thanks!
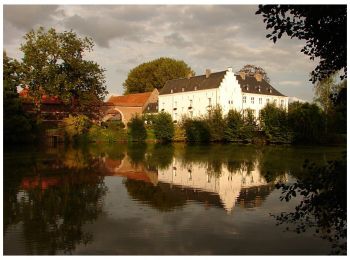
left=206, top=107, right=225, bottom=142
left=62, top=114, right=91, bottom=143
left=260, top=103, right=291, bottom=143
left=224, top=109, right=245, bottom=142
left=153, top=112, right=174, bottom=142
left=288, top=102, right=326, bottom=143
left=183, top=118, right=210, bottom=142
left=127, top=114, right=147, bottom=142
left=241, top=109, right=257, bottom=142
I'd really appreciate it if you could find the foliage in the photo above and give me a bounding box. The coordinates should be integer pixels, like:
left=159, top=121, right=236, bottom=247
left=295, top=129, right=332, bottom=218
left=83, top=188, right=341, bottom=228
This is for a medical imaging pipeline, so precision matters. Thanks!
left=173, top=125, right=186, bottom=142
left=127, top=115, right=147, bottom=142
left=62, top=114, right=92, bottom=143
left=3, top=52, right=35, bottom=144
left=256, top=5, right=346, bottom=83
left=288, top=102, right=325, bottom=143
left=87, top=124, right=127, bottom=143
left=20, top=27, right=107, bottom=116
left=224, top=109, right=245, bottom=142
left=183, top=118, right=211, bottom=143
left=274, top=154, right=346, bottom=254
left=206, top=107, right=226, bottom=142
left=123, top=57, right=195, bottom=94
left=259, top=103, right=291, bottom=143
left=330, top=82, right=347, bottom=134
left=241, top=109, right=258, bottom=143
left=238, top=64, right=271, bottom=82
left=153, top=112, right=175, bottom=143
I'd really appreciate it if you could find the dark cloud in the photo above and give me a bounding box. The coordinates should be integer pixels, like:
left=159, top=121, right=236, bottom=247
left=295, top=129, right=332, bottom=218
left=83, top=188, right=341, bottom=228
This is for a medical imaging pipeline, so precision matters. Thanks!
left=4, top=5, right=59, bottom=30
left=164, top=32, right=191, bottom=48
left=64, top=14, right=147, bottom=48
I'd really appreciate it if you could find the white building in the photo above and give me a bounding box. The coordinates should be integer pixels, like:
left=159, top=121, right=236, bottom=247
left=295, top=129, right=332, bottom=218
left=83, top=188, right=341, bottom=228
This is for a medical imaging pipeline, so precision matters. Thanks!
left=158, top=67, right=288, bottom=121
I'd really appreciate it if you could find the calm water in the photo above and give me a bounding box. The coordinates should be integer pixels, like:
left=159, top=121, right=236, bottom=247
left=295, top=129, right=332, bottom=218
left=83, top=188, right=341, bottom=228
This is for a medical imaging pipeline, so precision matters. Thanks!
left=3, top=143, right=346, bottom=255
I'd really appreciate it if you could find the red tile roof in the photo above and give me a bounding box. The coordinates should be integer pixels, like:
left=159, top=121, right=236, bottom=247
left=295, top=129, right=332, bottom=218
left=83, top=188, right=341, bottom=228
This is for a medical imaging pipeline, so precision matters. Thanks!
left=107, top=92, right=153, bottom=107
left=19, top=87, right=61, bottom=104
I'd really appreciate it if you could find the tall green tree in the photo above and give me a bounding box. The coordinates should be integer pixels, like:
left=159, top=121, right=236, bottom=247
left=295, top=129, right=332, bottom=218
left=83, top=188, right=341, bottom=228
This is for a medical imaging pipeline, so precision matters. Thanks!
left=238, top=64, right=270, bottom=82
left=123, top=57, right=195, bottom=94
left=3, top=51, right=35, bottom=144
left=256, top=5, right=346, bottom=83
left=20, top=27, right=107, bottom=118
left=153, top=112, right=175, bottom=143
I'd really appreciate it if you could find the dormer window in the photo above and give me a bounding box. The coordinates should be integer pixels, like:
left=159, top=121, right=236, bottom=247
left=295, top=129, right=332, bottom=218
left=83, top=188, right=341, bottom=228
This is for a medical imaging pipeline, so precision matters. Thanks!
left=258, top=85, right=261, bottom=92
left=269, top=88, right=272, bottom=93
left=194, top=86, right=197, bottom=91
left=245, top=85, right=249, bottom=91
left=182, top=88, right=184, bottom=92
left=170, top=89, right=173, bottom=93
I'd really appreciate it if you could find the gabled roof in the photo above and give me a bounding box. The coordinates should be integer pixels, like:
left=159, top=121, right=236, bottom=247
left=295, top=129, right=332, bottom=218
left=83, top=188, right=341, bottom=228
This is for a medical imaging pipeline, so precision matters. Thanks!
left=237, top=75, right=285, bottom=97
left=19, top=87, right=61, bottom=104
left=107, top=91, right=153, bottom=107
left=159, top=71, right=227, bottom=95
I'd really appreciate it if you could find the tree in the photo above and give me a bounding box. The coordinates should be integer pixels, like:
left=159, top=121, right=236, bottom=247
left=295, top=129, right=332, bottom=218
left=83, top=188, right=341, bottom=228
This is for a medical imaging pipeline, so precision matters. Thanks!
left=153, top=112, right=175, bottom=143
left=224, top=109, right=245, bottom=142
left=123, top=57, right=195, bottom=94
left=3, top=51, right=35, bottom=144
left=256, top=5, right=346, bottom=83
left=20, top=27, right=107, bottom=118
left=238, top=64, right=270, bottom=83
left=288, top=102, right=325, bottom=143
left=206, top=107, right=225, bottom=142
left=127, top=115, right=147, bottom=142
left=259, top=103, right=291, bottom=143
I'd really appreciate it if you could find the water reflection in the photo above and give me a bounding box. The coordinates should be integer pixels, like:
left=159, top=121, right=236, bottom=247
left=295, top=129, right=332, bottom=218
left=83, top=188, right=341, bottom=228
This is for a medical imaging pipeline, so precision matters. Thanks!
left=3, top=143, right=345, bottom=255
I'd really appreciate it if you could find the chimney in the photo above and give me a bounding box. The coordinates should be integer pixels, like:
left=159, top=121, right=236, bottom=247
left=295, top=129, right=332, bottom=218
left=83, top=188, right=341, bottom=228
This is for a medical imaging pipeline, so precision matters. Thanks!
left=239, top=71, right=246, bottom=80
left=227, top=67, right=233, bottom=72
left=205, top=69, right=211, bottom=78
left=187, top=72, right=193, bottom=79
left=255, top=73, right=263, bottom=82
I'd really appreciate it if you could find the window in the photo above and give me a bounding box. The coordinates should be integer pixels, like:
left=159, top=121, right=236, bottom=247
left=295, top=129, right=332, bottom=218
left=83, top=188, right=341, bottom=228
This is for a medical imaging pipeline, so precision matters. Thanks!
left=170, top=89, right=173, bottom=93
left=259, top=98, right=262, bottom=104
left=281, top=100, right=284, bottom=106
left=181, top=88, right=184, bottom=92
left=189, top=99, right=193, bottom=106
left=174, top=101, right=177, bottom=107
left=266, top=98, right=269, bottom=103
left=251, top=97, right=254, bottom=104
left=208, top=98, right=212, bottom=106
left=274, top=99, right=277, bottom=104
left=194, top=86, right=197, bottom=91
left=243, top=96, right=246, bottom=103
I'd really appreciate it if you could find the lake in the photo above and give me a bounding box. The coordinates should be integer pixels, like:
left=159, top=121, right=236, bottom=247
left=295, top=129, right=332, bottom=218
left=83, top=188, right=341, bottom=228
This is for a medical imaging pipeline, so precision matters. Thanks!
left=3, top=143, right=346, bottom=255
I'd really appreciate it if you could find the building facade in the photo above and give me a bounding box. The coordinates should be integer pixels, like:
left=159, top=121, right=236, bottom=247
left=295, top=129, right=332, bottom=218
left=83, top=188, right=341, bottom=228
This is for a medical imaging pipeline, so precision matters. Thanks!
left=102, top=88, right=159, bottom=125
left=158, top=67, right=288, bottom=121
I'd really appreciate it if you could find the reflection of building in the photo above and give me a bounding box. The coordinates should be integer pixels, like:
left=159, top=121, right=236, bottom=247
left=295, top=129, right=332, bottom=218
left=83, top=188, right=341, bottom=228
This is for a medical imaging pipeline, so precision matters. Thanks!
left=101, top=155, right=158, bottom=185
left=157, top=159, right=275, bottom=213
left=102, top=89, right=158, bottom=125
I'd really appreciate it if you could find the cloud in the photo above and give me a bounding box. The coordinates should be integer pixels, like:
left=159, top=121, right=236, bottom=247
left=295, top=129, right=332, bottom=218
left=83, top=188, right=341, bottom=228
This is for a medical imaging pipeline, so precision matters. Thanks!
left=164, top=33, right=191, bottom=49
left=64, top=14, right=148, bottom=48
left=4, top=5, right=60, bottom=30
left=279, top=81, right=302, bottom=86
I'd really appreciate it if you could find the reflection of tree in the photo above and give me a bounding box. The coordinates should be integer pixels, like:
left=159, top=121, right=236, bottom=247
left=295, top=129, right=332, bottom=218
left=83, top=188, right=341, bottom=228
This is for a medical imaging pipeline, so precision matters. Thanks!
left=273, top=155, right=346, bottom=254
left=124, top=179, right=186, bottom=211
left=4, top=147, right=107, bottom=255
left=127, top=143, right=147, bottom=167
left=145, top=144, right=174, bottom=170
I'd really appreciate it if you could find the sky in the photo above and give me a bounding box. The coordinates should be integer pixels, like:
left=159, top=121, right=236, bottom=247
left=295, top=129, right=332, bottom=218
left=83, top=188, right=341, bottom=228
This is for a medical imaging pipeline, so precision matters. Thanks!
left=3, top=4, right=320, bottom=101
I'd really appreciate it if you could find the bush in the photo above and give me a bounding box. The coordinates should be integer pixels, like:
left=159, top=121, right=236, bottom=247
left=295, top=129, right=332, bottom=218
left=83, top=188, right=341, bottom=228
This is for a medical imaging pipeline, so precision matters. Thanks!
left=153, top=112, right=174, bottom=142
left=62, top=114, right=91, bottom=143
left=260, top=103, right=291, bottom=143
left=127, top=115, right=147, bottom=142
left=241, top=109, right=257, bottom=142
left=183, top=118, right=210, bottom=142
left=206, top=107, right=225, bottom=142
left=288, top=102, right=326, bottom=143
left=224, top=109, right=245, bottom=142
